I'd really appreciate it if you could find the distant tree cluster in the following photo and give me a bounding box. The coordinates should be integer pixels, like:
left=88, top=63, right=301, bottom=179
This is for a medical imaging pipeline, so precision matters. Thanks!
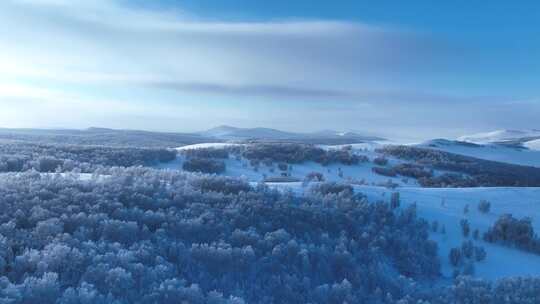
left=449, top=240, right=487, bottom=277
left=182, top=148, right=230, bottom=159
left=423, top=276, right=540, bottom=304
left=0, top=170, right=441, bottom=303
left=304, top=172, right=325, bottom=183
left=418, top=173, right=478, bottom=188
left=0, top=141, right=176, bottom=173
left=483, top=214, right=540, bottom=254
left=371, top=166, right=397, bottom=177
left=378, top=145, right=540, bottom=187
left=0, top=128, right=211, bottom=148
left=373, top=156, right=388, bottom=166
left=182, top=157, right=226, bottom=174
left=239, top=143, right=366, bottom=166
left=393, top=163, right=433, bottom=179
left=309, top=182, right=354, bottom=196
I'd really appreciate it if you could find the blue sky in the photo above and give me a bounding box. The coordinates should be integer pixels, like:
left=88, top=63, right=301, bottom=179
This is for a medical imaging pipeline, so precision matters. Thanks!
left=0, top=0, right=538, bottom=140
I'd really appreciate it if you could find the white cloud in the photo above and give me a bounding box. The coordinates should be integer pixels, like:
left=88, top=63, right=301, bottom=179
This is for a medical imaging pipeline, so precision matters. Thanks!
left=0, top=0, right=446, bottom=94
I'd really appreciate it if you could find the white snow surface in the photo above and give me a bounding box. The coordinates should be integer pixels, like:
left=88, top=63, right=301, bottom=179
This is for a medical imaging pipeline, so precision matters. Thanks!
left=524, top=139, right=540, bottom=151
left=458, top=129, right=540, bottom=144
left=158, top=152, right=418, bottom=186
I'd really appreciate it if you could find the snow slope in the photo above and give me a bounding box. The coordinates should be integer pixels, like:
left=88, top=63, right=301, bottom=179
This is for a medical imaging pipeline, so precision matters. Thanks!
left=157, top=153, right=418, bottom=186
left=419, top=139, right=540, bottom=167
left=264, top=183, right=540, bottom=280
left=458, top=129, right=540, bottom=144
left=525, top=139, right=540, bottom=151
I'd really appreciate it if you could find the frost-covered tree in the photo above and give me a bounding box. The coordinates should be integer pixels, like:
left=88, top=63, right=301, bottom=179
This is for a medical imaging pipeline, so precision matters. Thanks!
left=478, top=200, right=491, bottom=213
left=460, top=219, right=470, bottom=237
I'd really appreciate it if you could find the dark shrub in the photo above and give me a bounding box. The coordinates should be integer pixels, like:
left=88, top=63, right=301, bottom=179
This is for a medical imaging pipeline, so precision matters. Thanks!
left=305, top=172, right=325, bottom=182
left=478, top=200, right=491, bottom=213
left=460, top=219, right=470, bottom=237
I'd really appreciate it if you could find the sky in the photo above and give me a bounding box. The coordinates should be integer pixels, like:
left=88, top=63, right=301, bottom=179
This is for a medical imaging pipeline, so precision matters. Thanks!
left=0, top=0, right=539, bottom=140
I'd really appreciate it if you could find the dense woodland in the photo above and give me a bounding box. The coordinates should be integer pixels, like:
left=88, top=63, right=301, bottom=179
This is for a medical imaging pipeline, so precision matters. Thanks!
left=229, top=144, right=366, bottom=166
left=0, top=169, right=537, bottom=303
left=0, top=141, right=176, bottom=173
left=0, top=139, right=538, bottom=302
left=0, top=128, right=212, bottom=148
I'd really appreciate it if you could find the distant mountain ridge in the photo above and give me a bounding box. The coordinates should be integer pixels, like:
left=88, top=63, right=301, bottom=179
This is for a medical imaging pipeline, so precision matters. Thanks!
left=0, top=126, right=385, bottom=147
left=198, top=125, right=385, bottom=143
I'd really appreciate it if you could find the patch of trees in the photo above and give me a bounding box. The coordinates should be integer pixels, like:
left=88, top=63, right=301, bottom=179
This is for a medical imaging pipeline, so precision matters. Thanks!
left=371, top=166, right=397, bottom=177
left=449, top=240, right=487, bottom=277
left=0, top=169, right=441, bottom=303
left=483, top=214, right=540, bottom=255
left=378, top=145, right=540, bottom=187
left=373, top=156, right=388, bottom=166
left=393, top=163, right=433, bottom=179
left=304, top=172, right=325, bottom=183
left=0, top=128, right=212, bottom=148
left=182, top=148, right=229, bottom=159
left=478, top=200, right=491, bottom=213
left=182, top=157, right=226, bottom=174
left=239, top=143, right=365, bottom=166
left=0, top=142, right=176, bottom=173
left=418, top=173, right=478, bottom=188
left=309, top=182, right=354, bottom=196
left=263, top=176, right=301, bottom=183
left=420, top=276, right=540, bottom=304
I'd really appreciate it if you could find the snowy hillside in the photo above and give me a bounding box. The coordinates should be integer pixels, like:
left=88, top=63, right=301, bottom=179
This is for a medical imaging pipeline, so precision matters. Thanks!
left=458, top=129, right=540, bottom=144
left=525, top=139, right=540, bottom=151
left=260, top=182, right=540, bottom=280
left=419, top=139, right=540, bottom=167
left=197, top=125, right=385, bottom=143
left=156, top=141, right=540, bottom=281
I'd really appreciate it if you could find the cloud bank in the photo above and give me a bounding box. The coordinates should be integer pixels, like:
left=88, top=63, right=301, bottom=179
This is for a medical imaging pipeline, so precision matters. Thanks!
left=0, top=0, right=451, bottom=96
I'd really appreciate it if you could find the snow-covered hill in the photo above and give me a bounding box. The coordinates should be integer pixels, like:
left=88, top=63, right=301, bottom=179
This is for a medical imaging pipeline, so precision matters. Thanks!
left=525, top=139, right=540, bottom=151
left=197, top=125, right=385, bottom=143
left=261, top=183, right=540, bottom=280
left=458, top=129, right=540, bottom=144
left=418, top=139, right=540, bottom=167
left=153, top=141, right=540, bottom=281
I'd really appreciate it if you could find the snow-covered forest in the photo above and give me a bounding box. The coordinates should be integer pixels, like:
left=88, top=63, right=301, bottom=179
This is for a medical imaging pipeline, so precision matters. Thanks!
left=0, top=134, right=538, bottom=303
left=3, top=0, right=539, bottom=301
left=0, top=168, right=539, bottom=303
